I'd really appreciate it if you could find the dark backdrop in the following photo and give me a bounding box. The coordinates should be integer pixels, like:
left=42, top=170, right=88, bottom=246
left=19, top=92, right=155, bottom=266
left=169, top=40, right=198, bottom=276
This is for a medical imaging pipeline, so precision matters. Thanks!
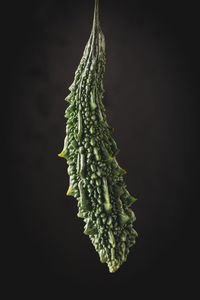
left=3, top=0, right=199, bottom=298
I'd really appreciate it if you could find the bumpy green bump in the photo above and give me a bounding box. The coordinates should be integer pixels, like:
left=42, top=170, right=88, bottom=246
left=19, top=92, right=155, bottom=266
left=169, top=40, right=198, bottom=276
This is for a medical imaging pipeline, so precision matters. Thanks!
left=90, top=88, right=97, bottom=110
left=78, top=180, right=90, bottom=212
left=80, top=154, right=86, bottom=178
left=103, top=177, right=112, bottom=213
left=78, top=109, right=83, bottom=140
left=99, top=249, right=107, bottom=263
left=108, top=231, right=116, bottom=248
left=84, top=219, right=98, bottom=235
left=59, top=0, right=138, bottom=273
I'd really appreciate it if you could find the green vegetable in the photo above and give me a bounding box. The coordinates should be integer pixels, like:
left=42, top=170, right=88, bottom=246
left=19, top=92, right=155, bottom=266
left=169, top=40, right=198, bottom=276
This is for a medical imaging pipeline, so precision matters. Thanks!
left=59, top=0, right=138, bottom=273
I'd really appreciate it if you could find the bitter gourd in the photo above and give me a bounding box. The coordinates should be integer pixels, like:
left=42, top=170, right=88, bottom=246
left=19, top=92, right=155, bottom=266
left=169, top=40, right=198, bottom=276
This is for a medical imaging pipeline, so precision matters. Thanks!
left=59, top=0, right=138, bottom=273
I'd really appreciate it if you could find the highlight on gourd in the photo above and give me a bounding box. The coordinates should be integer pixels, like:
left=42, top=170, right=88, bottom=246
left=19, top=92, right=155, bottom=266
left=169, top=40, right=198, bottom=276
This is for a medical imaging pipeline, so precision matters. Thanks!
left=58, top=0, right=138, bottom=273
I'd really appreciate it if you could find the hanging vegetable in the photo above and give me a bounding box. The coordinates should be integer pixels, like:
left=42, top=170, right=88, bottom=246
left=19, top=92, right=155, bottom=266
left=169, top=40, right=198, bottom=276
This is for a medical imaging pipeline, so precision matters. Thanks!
left=59, top=0, right=138, bottom=273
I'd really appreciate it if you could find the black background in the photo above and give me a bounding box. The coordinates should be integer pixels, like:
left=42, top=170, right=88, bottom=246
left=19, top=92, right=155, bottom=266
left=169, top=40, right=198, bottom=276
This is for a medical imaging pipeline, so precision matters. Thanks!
left=3, top=0, right=199, bottom=298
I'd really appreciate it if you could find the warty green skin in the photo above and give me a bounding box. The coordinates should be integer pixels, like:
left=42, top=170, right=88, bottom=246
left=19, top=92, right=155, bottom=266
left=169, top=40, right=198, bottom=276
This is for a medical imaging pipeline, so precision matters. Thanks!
left=59, top=0, right=138, bottom=273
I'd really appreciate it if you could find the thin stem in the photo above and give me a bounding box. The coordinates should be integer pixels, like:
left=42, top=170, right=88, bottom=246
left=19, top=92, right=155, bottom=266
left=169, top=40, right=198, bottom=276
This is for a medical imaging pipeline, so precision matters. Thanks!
left=92, top=0, right=100, bottom=30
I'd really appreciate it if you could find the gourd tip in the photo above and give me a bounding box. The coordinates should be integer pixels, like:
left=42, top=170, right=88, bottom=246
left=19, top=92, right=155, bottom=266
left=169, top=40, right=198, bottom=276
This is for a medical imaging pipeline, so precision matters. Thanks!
left=58, top=152, right=65, bottom=158
left=66, top=187, right=73, bottom=196
left=120, top=213, right=130, bottom=225
left=132, top=196, right=138, bottom=203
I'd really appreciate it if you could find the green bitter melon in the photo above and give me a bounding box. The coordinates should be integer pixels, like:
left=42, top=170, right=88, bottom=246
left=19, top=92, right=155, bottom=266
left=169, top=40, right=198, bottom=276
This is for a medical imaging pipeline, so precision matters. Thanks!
left=59, top=0, right=138, bottom=273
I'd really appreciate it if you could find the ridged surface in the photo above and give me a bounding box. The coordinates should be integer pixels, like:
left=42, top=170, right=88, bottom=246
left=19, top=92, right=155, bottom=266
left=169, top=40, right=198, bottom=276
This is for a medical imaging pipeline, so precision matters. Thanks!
left=59, top=0, right=138, bottom=273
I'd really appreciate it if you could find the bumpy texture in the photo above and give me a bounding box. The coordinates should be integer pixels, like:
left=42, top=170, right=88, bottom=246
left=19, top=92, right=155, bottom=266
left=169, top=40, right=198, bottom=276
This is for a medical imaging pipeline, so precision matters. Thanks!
left=59, top=0, right=138, bottom=273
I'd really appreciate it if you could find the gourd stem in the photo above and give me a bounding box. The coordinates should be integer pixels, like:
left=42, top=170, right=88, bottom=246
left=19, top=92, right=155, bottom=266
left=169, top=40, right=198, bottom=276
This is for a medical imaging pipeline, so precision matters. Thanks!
left=92, top=0, right=100, bottom=30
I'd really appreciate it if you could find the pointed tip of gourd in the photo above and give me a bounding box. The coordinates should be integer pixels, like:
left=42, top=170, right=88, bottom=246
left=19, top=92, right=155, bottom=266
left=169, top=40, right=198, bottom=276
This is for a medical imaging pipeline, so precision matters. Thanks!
left=119, top=213, right=130, bottom=225
left=58, top=152, right=65, bottom=158
left=108, top=265, right=120, bottom=273
left=65, top=94, right=71, bottom=102
left=107, top=256, right=121, bottom=273
left=119, top=168, right=127, bottom=175
left=66, top=187, right=74, bottom=196
left=131, top=196, right=138, bottom=204
left=68, top=82, right=75, bottom=92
